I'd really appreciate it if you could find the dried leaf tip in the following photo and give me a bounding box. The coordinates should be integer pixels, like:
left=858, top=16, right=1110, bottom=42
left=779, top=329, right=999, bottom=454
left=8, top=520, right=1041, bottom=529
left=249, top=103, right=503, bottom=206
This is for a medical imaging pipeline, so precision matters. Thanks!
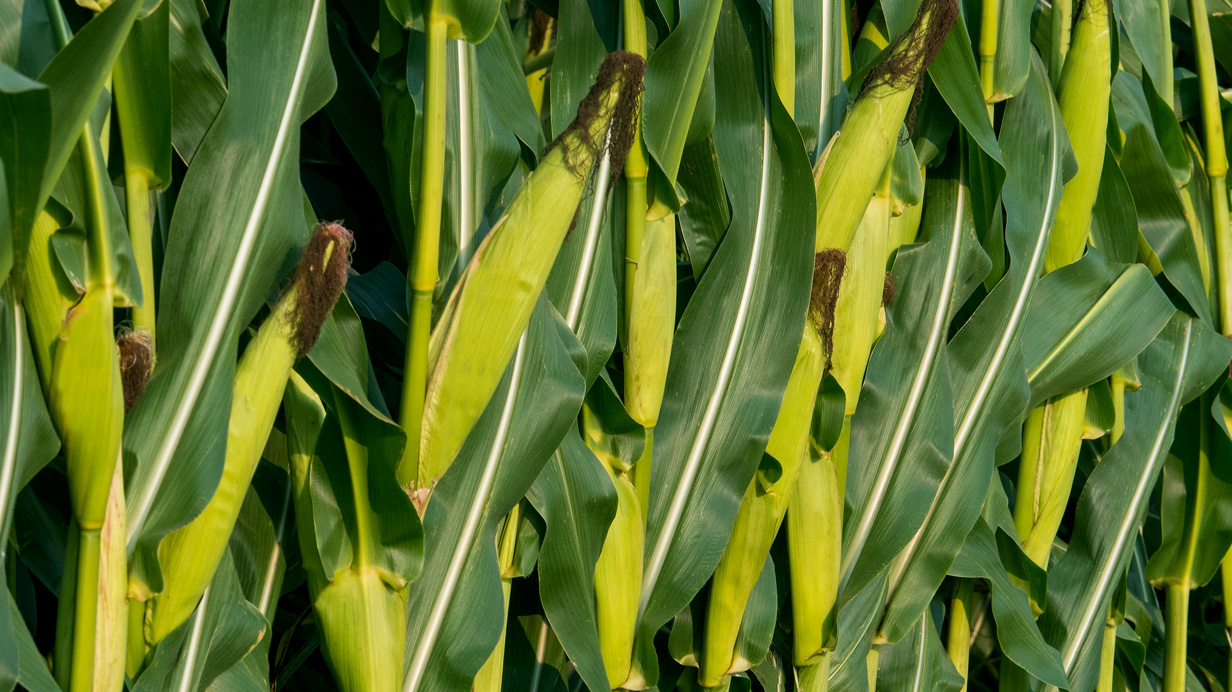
left=290, top=222, right=353, bottom=358
left=546, top=50, right=646, bottom=181
left=117, top=329, right=154, bottom=413
left=810, top=249, right=847, bottom=374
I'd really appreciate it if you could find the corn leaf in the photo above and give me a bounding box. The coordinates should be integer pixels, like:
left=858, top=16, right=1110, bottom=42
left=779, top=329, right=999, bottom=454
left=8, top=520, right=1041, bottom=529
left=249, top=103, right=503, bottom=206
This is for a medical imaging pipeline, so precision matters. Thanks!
left=132, top=549, right=268, bottom=692
left=0, top=283, right=58, bottom=550
left=875, top=609, right=964, bottom=692
left=123, top=0, right=335, bottom=589
left=1143, top=401, right=1232, bottom=588
left=634, top=3, right=814, bottom=677
left=1021, top=250, right=1174, bottom=406
left=114, top=2, right=172, bottom=188
left=0, top=563, right=59, bottom=692
left=167, top=0, right=227, bottom=163
left=793, top=0, right=847, bottom=154
left=0, top=65, right=49, bottom=282
left=641, top=0, right=723, bottom=208
left=948, top=517, right=1067, bottom=686
left=525, top=428, right=618, bottom=692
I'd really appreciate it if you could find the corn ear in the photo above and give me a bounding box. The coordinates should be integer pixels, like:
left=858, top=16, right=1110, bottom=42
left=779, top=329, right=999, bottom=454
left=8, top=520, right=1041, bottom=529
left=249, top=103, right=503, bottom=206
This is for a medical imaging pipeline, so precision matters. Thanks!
left=51, top=287, right=123, bottom=530
left=1045, top=0, right=1110, bottom=273
left=418, top=52, right=646, bottom=488
left=624, top=213, right=676, bottom=428
left=147, top=291, right=298, bottom=642
left=788, top=447, right=842, bottom=665
left=829, top=172, right=891, bottom=413
left=814, top=0, right=956, bottom=254
left=149, top=225, right=351, bottom=642
left=313, top=568, right=408, bottom=692
left=700, top=325, right=825, bottom=686
left=595, top=463, right=643, bottom=689
left=1014, top=389, right=1090, bottom=568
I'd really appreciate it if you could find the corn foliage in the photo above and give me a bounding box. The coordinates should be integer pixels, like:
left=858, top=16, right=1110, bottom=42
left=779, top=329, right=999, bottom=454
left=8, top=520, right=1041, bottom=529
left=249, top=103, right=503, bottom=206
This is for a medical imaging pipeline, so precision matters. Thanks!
left=5, top=1, right=1232, bottom=692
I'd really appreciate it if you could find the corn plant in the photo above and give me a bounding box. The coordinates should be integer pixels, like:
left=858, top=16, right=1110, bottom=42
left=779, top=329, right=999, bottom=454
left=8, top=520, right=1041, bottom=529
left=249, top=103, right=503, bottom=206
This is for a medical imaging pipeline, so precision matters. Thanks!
left=6, top=0, right=1232, bottom=692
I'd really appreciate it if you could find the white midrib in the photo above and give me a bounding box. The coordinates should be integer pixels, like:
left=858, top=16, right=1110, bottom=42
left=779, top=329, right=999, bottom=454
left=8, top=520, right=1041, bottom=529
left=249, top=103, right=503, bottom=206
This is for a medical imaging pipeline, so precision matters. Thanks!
left=258, top=478, right=294, bottom=615
left=635, top=78, right=774, bottom=625
left=836, top=175, right=967, bottom=599
left=403, top=335, right=528, bottom=692
left=175, top=586, right=212, bottom=692
left=882, top=91, right=1064, bottom=606
left=0, top=300, right=25, bottom=562
left=910, top=614, right=928, bottom=692
left=566, top=130, right=614, bottom=330
left=817, top=0, right=835, bottom=143
left=457, top=40, right=475, bottom=266
left=1060, top=320, right=1191, bottom=673
left=126, top=0, right=323, bottom=553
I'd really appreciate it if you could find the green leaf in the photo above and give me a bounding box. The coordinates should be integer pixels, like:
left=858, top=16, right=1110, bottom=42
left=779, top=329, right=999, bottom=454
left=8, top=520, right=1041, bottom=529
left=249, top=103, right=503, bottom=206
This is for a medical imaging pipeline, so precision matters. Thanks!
left=1038, top=313, right=1232, bottom=692
left=402, top=297, right=586, bottom=692
left=875, top=54, right=1068, bottom=644
left=0, top=282, right=58, bottom=554
left=641, top=0, right=724, bottom=208
left=1022, top=250, right=1174, bottom=406
left=133, top=550, right=269, bottom=692
left=123, top=0, right=336, bottom=591
left=0, top=0, right=56, bottom=77
left=1088, top=146, right=1140, bottom=264
left=875, top=608, right=964, bottom=692
left=1, top=566, right=59, bottom=692
left=1115, top=0, right=1172, bottom=105
left=949, top=518, right=1068, bottom=687
left=525, top=428, right=618, bottom=692
left=167, top=0, right=227, bottom=163
left=0, top=64, right=49, bottom=282
left=440, top=10, right=542, bottom=279
left=792, top=0, right=847, bottom=154
left=1144, top=400, right=1232, bottom=589
left=634, top=5, right=814, bottom=678
left=35, top=0, right=142, bottom=225
left=306, top=296, right=421, bottom=583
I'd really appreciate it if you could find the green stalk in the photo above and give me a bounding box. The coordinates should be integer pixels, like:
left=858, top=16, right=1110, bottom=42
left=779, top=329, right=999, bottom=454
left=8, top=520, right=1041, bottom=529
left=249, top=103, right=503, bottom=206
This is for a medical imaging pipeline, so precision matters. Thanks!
left=773, top=0, right=795, bottom=114
left=979, top=0, right=997, bottom=121
left=795, top=656, right=831, bottom=692
left=122, top=170, right=156, bottom=339
left=1095, top=612, right=1117, bottom=692
left=621, top=0, right=648, bottom=348
left=1049, top=0, right=1071, bottom=89
left=1188, top=0, right=1232, bottom=334
left=1164, top=583, right=1188, bottom=692
left=946, top=580, right=974, bottom=692
left=69, top=528, right=101, bottom=692
left=400, top=14, right=449, bottom=488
